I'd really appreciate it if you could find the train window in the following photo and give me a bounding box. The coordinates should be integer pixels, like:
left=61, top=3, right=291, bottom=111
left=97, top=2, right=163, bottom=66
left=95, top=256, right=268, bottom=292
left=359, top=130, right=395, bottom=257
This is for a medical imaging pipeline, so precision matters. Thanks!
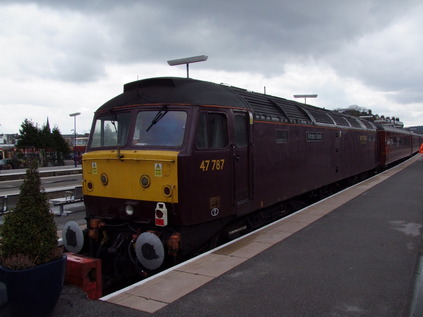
left=196, top=113, right=228, bottom=149
left=90, top=112, right=131, bottom=148
left=133, top=111, right=187, bottom=147
left=234, top=115, right=248, bottom=148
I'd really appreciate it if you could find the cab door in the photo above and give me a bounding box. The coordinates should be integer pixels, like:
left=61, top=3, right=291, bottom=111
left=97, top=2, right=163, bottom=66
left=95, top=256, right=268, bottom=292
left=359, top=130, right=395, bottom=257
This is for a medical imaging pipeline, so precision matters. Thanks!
left=232, top=111, right=252, bottom=209
left=188, top=110, right=233, bottom=224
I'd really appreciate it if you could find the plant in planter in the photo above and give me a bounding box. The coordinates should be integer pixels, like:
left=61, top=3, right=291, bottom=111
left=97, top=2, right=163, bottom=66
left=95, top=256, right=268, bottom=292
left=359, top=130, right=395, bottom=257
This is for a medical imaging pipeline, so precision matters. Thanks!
left=0, top=161, right=66, bottom=316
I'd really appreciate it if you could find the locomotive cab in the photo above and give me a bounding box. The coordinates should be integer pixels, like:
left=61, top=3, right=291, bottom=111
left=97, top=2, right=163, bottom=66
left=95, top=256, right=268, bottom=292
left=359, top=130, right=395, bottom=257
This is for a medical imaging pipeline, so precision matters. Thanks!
left=78, top=105, right=191, bottom=272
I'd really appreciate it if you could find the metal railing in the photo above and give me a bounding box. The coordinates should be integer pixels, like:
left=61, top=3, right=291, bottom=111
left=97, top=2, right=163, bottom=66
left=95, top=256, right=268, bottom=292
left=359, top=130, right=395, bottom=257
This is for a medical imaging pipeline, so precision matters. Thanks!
left=0, top=186, right=82, bottom=215
left=1, top=195, right=7, bottom=214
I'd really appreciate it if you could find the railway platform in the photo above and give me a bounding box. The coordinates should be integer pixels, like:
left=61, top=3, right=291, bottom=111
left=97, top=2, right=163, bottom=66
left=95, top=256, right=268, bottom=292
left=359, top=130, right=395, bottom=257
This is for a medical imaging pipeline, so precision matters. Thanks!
left=50, top=154, right=423, bottom=316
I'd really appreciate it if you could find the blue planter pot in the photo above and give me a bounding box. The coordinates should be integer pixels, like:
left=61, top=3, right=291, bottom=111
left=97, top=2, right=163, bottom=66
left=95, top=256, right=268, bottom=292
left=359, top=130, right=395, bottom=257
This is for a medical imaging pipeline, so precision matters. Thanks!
left=0, top=255, right=67, bottom=317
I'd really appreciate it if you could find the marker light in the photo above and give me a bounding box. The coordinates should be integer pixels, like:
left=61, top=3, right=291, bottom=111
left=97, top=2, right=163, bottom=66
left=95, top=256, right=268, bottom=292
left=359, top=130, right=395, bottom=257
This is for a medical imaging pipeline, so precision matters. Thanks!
left=155, top=202, right=168, bottom=227
left=163, top=185, right=172, bottom=197
left=100, top=173, right=108, bottom=185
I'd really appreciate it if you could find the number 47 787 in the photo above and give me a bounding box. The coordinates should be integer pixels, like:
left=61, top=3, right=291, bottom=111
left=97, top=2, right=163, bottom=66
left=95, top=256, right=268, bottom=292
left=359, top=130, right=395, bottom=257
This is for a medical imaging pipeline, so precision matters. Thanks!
left=199, top=159, right=225, bottom=171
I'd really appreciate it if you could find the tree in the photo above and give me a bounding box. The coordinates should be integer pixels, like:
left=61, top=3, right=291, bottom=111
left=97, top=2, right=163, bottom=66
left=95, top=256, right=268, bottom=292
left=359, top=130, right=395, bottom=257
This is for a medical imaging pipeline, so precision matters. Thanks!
left=52, top=127, right=70, bottom=165
left=336, top=105, right=370, bottom=117
left=16, top=119, right=70, bottom=166
left=16, top=119, right=40, bottom=149
left=40, top=119, right=52, bottom=149
left=0, top=161, right=62, bottom=269
left=39, top=121, right=53, bottom=166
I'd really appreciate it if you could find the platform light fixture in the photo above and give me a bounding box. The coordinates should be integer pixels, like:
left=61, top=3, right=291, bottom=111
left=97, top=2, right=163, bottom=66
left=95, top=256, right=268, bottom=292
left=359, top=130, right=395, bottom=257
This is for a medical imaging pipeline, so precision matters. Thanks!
left=293, top=94, right=318, bottom=105
left=69, top=112, right=81, bottom=167
left=167, top=55, right=208, bottom=78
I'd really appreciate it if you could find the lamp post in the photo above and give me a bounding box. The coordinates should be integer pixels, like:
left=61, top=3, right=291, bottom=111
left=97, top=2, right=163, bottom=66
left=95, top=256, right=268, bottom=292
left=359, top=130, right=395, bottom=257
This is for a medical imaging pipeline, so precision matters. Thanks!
left=69, top=112, right=81, bottom=167
left=293, top=94, right=318, bottom=105
left=167, top=55, right=208, bottom=78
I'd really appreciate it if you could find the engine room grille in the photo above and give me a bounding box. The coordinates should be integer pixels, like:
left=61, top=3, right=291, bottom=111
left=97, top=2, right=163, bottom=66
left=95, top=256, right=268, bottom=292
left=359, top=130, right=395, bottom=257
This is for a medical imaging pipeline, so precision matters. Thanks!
left=305, top=108, right=335, bottom=125
left=344, top=117, right=362, bottom=128
left=229, top=87, right=313, bottom=123
left=240, top=92, right=288, bottom=120
left=272, top=99, right=312, bottom=123
left=360, top=120, right=376, bottom=129
left=329, top=114, right=350, bottom=127
left=226, top=85, right=374, bottom=130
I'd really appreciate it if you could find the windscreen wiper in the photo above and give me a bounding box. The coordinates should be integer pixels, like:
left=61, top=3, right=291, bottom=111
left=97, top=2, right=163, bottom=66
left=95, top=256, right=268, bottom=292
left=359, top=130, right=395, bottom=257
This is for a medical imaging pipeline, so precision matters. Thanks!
left=146, top=105, right=168, bottom=132
left=109, top=110, right=123, bottom=158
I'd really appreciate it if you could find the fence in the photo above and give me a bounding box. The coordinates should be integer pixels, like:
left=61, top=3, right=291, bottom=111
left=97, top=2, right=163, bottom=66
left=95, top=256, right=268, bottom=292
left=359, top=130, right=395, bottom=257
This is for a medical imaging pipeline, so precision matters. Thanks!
left=0, top=186, right=82, bottom=215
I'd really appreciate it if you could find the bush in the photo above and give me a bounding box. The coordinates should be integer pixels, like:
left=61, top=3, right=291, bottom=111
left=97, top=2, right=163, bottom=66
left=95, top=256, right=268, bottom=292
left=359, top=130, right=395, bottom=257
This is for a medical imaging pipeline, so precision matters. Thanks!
left=0, top=161, right=62, bottom=270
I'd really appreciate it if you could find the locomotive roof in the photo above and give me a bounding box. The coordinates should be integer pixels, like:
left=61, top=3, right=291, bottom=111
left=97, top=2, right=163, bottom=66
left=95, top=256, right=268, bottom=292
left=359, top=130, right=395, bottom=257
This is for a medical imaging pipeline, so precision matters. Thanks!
left=98, top=77, right=376, bottom=130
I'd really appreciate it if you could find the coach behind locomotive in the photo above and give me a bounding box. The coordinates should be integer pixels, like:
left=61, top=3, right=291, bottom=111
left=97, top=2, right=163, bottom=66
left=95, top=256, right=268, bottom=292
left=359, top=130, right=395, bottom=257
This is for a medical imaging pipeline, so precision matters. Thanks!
left=63, top=77, right=419, bottom=282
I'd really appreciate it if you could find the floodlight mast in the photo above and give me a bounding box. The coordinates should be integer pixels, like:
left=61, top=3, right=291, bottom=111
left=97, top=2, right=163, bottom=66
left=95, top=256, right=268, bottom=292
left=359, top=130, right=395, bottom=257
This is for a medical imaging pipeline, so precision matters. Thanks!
left=167, top=55, right=208, bottom=78
left=69, top=112, right=81, bottom=167
left=293, top=94, right=318, bottom=105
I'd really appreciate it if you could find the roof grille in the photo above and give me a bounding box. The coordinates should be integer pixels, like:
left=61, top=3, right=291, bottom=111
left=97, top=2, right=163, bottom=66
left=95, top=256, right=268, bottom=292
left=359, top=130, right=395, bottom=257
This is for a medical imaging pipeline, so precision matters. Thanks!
left=329, top=114, right=350, bottom=127
left=306, top=108, right=335, bottom=125
left=360, top=119, right=376, bottom=129
left=239, top=92, right=287, bottom=119
left=344, top=117, right=362, bottom=128
left=272, top=99, right=312, bottom=123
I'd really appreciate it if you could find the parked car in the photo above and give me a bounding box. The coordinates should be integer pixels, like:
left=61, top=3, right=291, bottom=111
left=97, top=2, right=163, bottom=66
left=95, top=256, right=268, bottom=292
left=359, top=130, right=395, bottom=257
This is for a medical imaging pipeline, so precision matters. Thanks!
left=0, top=158, right=19, bottom=170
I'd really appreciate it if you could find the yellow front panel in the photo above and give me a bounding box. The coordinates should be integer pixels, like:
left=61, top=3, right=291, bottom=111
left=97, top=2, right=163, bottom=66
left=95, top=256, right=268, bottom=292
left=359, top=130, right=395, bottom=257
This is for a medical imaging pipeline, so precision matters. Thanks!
left=82, top=150, right=179, bottom=203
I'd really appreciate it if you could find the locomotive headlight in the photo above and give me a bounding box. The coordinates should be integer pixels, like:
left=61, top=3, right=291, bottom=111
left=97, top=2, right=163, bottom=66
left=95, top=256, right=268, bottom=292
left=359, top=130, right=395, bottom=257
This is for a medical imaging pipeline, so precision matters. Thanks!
left=125, top=205, right=134, bottom=216
left=140, top=175, right=151, bottom=188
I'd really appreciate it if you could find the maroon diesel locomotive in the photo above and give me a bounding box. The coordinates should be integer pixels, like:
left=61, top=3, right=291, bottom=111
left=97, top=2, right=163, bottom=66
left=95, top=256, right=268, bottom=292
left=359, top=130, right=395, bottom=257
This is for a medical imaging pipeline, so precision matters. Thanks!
left=63, top=77, right=421, bottom=279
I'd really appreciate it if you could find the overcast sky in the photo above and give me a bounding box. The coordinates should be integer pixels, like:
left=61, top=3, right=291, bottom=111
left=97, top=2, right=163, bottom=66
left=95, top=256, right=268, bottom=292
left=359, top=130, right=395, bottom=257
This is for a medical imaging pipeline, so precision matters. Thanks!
left=1, top=0, right=423, bottom=135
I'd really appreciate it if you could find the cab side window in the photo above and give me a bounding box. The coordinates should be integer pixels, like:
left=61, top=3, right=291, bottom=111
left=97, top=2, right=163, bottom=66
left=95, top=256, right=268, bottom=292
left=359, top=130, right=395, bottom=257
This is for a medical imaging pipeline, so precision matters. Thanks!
left=196, top=113, right=228, bottom=149
left=234, top=114, right=248, bottom=148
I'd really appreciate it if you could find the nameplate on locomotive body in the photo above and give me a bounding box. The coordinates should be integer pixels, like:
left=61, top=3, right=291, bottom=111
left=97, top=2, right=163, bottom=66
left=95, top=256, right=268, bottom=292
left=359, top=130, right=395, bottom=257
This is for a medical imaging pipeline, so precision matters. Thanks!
left=306, top=132, right=324, bottom=142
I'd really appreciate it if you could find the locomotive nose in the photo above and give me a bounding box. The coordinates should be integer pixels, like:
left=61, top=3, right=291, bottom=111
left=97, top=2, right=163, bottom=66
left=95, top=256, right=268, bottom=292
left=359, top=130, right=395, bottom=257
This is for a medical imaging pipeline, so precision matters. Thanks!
left=82, top=150, right=179, bottom=206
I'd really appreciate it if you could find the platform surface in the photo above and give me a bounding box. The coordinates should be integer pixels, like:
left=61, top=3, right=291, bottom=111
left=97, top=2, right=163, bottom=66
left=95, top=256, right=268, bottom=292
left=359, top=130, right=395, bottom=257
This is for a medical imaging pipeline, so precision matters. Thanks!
left=51, top=155, right=423, bottom=316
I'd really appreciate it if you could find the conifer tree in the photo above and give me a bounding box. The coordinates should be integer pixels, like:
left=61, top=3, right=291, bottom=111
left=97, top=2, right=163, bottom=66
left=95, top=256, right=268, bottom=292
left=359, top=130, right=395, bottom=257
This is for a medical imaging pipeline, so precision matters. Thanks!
left=0, top=161, right=61, bottom=269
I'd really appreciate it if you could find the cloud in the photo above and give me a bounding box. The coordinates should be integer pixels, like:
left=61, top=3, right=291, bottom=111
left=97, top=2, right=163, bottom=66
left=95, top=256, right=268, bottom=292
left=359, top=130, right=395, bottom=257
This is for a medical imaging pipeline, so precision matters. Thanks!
left=0, top=3, right=109, bottom=82
left=1, top=0, right=423, bottom=134
left=3, top=1, right=421, bottom=79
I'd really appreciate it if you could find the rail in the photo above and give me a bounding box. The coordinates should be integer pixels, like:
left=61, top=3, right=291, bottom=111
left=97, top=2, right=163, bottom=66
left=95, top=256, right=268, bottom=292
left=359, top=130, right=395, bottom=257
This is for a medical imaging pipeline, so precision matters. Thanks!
left=0, top=166, right=82, bottom=181
left=50, top=186, right=84, bottom=216
left=0, top=185, right=83, bottom=215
